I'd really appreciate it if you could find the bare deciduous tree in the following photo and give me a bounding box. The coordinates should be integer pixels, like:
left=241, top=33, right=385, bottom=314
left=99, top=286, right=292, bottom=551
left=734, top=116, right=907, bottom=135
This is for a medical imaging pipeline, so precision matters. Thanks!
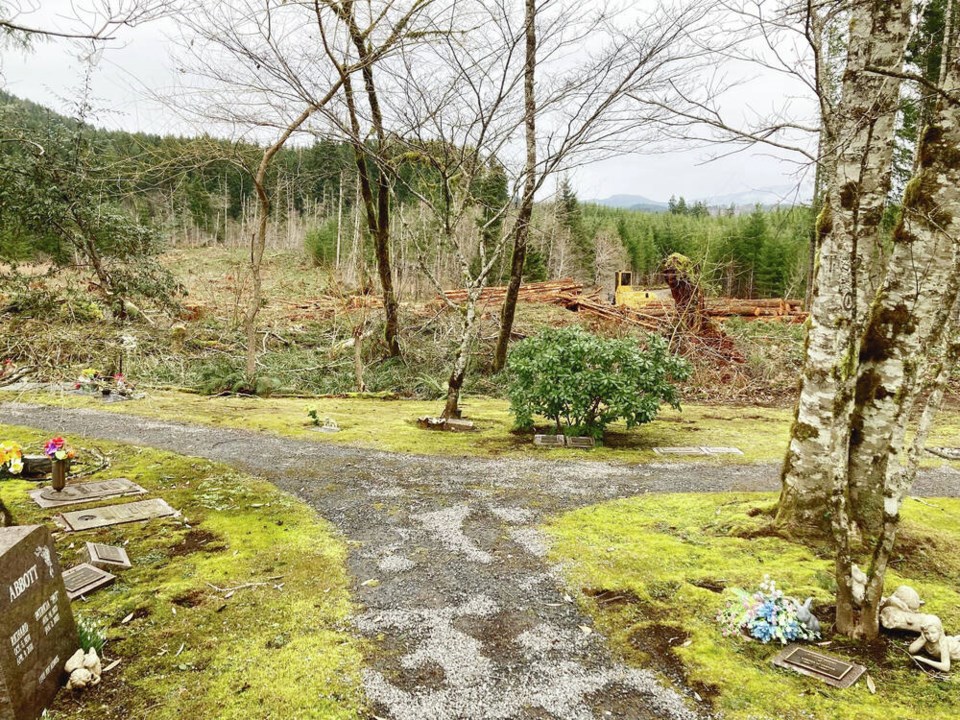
left=489, top=0, right=715, bottom=371
left=0, top=0, right=171, bottom=42
left=173, top=0, right=439, bottom=380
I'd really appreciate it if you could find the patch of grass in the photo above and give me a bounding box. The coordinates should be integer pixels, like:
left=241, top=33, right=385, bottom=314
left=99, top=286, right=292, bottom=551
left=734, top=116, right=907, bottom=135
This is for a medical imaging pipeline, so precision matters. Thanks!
left=7, top=389, right=960, bottom=470
left=2, top=389, right=796, bottom=463
left=544, top=493, right=960, bottom=720
left=0, top=425, right=365, bottom=720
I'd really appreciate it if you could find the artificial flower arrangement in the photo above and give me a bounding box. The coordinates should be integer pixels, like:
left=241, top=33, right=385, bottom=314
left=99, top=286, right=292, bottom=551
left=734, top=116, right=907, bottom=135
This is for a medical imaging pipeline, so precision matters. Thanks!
left=716, top=576, right=820, bottom=644
left=44, top=437, right=75, bottom=462
left=0, top=441, right=24, bottom=476
left=74, top=368, right=133, bottom=395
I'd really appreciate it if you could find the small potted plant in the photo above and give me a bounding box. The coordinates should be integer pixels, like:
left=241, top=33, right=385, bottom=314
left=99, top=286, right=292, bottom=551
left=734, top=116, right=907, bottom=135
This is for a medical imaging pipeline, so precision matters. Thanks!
left=44, top=437, right=75, bottom=492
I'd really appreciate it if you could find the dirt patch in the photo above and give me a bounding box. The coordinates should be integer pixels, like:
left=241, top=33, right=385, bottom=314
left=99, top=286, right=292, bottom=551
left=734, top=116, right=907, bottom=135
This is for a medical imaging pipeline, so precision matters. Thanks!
left=731, top=522, right=785, bottom=541
left=628, top=623, right=719, bottom=710
left=172, top=589, right=206, bottom=608
left=583, top=587, right=642, bottom=607
left=585, top=682, right=663, bottom=720
left=453, top=609, right=539, bottom=664
left=406, top=661, right=447, bottom=691
left=127, top=606, right=151, bottom=622
left=167, top=528, right=225, bottom=557
left=689, top=579, right=726, bottom=594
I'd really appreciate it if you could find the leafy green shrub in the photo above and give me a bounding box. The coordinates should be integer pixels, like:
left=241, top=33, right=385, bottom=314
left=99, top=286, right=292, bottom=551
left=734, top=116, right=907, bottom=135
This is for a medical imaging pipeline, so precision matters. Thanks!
left=506, top=326, right=691, bottom=440
left=193, top=356, right=278, bottom=396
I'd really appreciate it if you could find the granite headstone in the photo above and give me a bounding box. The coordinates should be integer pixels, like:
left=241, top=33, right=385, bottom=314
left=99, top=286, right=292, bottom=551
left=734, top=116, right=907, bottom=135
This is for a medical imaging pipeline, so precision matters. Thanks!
left=0, top=525, right=78, bottom=720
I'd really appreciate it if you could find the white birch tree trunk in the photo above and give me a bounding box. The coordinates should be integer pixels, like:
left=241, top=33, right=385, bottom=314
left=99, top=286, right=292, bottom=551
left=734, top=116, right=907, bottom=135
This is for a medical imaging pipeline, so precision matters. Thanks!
left=835, top=40, right=960, bottom=636
left=777, top=0, right=913, bottom=531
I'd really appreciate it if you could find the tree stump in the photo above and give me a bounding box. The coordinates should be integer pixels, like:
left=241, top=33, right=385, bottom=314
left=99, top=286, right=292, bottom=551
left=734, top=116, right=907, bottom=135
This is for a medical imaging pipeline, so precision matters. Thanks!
left=661, top=253, right=707, bottom=333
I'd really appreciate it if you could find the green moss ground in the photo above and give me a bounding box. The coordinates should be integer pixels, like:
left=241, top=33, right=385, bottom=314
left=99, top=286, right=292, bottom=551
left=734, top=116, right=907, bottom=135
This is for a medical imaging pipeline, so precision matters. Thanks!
left=0, top=425, right=366, bottom=720
left=6, top=389, right=960, bottom=469
left=545, top=493, right=960, bottom=720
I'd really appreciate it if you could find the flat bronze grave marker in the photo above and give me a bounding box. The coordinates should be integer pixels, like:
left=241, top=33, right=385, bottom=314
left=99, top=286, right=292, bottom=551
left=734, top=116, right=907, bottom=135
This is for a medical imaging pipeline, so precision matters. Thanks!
left=61, top=564, right=116, bottom=600
left=83, top=543, right=131, bottom=570
left=772, top=645, right=866, bottom=688
left=534, top=434, right=566, bottom=447
left=59, top=498, right=179, bottom=532
left=29, top=478, right=147, bottom=509
left=0, top=525, right=78, bottom=720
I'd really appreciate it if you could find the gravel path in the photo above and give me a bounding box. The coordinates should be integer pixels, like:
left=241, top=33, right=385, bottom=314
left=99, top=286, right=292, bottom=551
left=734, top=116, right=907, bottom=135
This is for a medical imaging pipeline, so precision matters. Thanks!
left=4, top=402, right=959, bottom=720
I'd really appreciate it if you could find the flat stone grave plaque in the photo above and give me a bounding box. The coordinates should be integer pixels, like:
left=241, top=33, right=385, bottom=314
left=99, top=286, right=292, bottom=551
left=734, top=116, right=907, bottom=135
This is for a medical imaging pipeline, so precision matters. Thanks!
left=772, top=645, right=866, bottom=689
left=61, top=564, right=116, bottom=600
left=534, top=434, right=567, bottom=448
left=653, top=446, right=710, bottom=456
left=565, top=436, right=596, bottom=449
left=701, top=447, right=744, bottom=456
left=0, top=525, right=78, bottom=720
left=83, top=543, right=131, bottom=571
left=59, top=498, right=179, bottom=532
left=29, top=478, right=147, bottom=509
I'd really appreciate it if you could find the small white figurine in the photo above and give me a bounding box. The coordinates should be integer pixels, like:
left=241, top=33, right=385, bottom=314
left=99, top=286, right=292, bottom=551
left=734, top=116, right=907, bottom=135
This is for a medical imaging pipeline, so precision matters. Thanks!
left=909, top=617, right=960, bottom=672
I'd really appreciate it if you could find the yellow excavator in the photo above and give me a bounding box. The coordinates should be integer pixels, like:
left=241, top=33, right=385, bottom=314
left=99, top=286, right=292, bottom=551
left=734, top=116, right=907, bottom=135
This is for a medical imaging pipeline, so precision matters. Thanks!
left=613, top=271, right=670, bottom=308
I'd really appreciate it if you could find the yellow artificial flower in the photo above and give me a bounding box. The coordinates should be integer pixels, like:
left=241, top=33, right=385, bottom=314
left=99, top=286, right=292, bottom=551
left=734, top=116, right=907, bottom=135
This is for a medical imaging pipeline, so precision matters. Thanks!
left=1, top=441, right=23, bottom=474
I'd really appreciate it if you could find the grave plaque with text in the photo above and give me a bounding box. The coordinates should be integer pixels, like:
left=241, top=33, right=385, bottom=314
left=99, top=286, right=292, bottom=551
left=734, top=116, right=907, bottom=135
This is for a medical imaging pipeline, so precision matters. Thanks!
left=83, top=543, right=131, bottom=571
left=59, top=498, right=179, bottom=532
left=772, top=645, right=866, bottom=688
left=29, top=479, right=147, bottom=509
left=0, top=525, right=78, bottom=720
left=61, top=564, right=116, bottom=600
left=534, top=434, right=566, bottom=448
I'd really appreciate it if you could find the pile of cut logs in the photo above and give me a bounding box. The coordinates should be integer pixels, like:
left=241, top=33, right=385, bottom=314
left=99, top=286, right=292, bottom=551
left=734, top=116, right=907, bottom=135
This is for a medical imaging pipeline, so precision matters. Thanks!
left=441, top=279, right=806, bottom=325
left=441, top=279, right=584, bottom=305
left=612, top=298, right=807, bottom=322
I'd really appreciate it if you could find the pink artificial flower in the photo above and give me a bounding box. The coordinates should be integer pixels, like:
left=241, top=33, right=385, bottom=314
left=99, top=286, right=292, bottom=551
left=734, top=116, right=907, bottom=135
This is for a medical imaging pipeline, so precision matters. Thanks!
left=43, top=437, right=65, bottom=458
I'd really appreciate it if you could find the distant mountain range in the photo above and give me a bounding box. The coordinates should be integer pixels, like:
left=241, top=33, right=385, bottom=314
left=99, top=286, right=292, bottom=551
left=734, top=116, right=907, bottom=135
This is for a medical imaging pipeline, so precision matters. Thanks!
left=589, top=194, right=669, bottom=212
left=588, top=185, right=812, bottom=212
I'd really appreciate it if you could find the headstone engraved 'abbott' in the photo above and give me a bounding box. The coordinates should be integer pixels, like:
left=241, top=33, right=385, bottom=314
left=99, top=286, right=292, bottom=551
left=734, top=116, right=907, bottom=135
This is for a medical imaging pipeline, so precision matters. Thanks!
left=0, top=526, right=78, bottom=720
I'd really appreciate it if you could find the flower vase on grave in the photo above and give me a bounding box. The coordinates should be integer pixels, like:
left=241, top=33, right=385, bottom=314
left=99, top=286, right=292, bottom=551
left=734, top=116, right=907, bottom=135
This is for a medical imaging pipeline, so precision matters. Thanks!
left=51, top=459, right=69, bottom=492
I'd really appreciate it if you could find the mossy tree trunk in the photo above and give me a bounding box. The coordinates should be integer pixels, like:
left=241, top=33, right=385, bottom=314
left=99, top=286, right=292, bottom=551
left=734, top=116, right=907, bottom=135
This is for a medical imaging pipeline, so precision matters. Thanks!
left=835, top=41, right=960, bottom=639
left=776, top=0, right=913, bottom=535
left=777, top=0, right=960, bottom=640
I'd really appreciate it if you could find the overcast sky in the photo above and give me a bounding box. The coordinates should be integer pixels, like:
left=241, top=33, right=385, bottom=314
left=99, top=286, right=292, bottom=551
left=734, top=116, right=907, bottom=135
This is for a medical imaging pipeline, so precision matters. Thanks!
left=0, top=0, right=816, bottom=204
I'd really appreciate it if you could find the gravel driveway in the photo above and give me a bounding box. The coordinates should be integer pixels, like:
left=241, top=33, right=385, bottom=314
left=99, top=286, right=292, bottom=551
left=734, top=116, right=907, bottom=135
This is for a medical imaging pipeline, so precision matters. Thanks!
left=3, top=402, right=958, bottom=720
